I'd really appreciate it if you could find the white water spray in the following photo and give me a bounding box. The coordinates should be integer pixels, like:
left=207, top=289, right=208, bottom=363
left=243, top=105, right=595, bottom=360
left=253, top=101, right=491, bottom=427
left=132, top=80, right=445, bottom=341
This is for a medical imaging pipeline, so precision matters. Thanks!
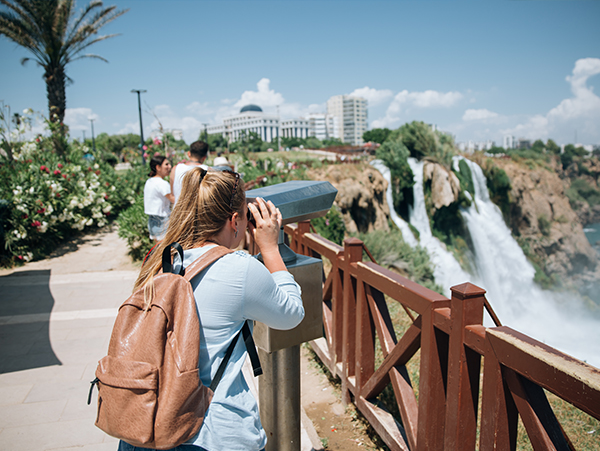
left=372, top=158, right=600, bottom=367
left=457, top=157, right=600, bottom=366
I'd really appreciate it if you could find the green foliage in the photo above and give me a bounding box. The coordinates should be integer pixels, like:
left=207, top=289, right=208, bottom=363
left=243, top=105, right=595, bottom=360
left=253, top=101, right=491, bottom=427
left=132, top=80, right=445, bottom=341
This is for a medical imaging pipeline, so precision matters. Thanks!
left=376, top=138, right=414, bottom=218
left=311, top=206, right=346, bottom=246
left=0, top=137, right=140, bottom=264
left=206, top=133, right=228, bottom=154
left=116, top=194, right=154, bottom=261
left=229, top=131, right=265, bottom=153
left=483, top=162, right=512, bottom=222
left=322, top=137, right=344, bottom=147
left=546, top=139, right=560, bottom=155
left=359, top=228, right=443, bottom=294
left=531, top=139, right=545, bottom=153
left=363, top=128, right=392, bottom=144
left=538, top=215, right=551, bottom=236
left=561, top=144, right=588, bottom=169
left=454, top=158, right=475, bottom=199
left=566, top=178, right=600, bottom=207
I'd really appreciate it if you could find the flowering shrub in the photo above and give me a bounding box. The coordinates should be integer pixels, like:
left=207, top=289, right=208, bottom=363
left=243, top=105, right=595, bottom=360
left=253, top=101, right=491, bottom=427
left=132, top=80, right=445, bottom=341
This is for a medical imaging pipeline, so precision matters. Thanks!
left=0, top=135, right=146, bottom=264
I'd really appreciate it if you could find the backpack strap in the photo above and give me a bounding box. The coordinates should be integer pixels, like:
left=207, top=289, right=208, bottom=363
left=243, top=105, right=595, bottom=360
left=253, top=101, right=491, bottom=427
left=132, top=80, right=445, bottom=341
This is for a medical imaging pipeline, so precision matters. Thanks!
left=174, top=245, right=263, bottom=383
left=182, top=245, right=234, bottom=281
left=210, top=321, right=262, bottom=392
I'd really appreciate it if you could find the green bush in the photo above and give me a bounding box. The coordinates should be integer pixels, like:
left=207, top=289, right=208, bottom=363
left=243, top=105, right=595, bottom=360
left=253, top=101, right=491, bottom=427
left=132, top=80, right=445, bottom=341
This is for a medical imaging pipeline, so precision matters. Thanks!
left=359, top=227, right=443, bottom=294
left=483, top=162, right=511, bottom=222
left=116, top=194, right=154, bottom=262
left=375, top=138, right=414, bottom=219
left=0, top=137, right=140, bottom=264
left=311, top=206, right=346, bottom=246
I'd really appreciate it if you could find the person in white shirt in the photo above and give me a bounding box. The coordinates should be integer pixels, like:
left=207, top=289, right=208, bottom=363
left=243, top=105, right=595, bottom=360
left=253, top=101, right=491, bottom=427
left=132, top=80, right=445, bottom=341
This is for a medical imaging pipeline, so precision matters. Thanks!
left=170, top=140, right=209, bottom=203
left=128, top=168, right=304, bottom=451
left=143, top=155, right=174, bottom=242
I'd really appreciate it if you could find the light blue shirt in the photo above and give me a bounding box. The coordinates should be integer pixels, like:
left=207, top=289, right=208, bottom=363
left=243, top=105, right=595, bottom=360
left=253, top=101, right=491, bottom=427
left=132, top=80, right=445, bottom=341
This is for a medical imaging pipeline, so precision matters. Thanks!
left=183, top=245, right=304, bottom=451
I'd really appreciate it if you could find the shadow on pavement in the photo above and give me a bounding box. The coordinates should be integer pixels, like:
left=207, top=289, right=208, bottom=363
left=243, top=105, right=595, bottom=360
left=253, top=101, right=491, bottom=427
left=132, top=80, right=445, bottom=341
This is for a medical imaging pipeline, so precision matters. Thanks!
left=0, top=269, right=62, bottom=373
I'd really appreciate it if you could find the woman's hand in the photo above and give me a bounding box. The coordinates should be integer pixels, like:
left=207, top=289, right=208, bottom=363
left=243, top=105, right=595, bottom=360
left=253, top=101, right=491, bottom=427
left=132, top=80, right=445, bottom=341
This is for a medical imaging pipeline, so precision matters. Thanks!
left=248, top=197, right=286, bottom=273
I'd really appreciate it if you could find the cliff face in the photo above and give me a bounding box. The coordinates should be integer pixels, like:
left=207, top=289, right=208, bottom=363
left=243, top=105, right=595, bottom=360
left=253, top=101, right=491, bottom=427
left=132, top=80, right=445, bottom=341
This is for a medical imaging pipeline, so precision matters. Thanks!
left=308, top=158, right=597, bottom=284
left=309, top=163, right=390, bottom=235
left=484, top=158, right=597, bottom=279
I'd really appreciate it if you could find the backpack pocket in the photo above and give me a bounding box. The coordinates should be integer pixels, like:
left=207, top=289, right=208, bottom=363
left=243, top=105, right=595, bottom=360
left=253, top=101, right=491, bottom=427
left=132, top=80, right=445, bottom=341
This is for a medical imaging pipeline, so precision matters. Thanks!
left=94, top=355, right=159, bottom=446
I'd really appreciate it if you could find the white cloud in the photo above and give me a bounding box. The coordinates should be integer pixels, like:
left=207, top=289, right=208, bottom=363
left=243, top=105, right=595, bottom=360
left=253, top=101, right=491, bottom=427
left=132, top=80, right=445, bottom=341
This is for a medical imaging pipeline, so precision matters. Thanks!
left=501, top=58, right=600, bottom=143
left=348, top=86, right=393, bottom=106
left=371, top=89, right=464, bottom=129
left=233, top=78, right=285, bottom=114
left=462, top=108, right=499, bottom=121
left=64, top=107, right=98, bottom=132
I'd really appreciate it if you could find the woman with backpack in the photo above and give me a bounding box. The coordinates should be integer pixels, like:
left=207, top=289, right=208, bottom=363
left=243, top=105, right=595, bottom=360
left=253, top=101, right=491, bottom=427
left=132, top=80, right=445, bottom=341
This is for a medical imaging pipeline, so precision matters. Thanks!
left=124, top=167, right=305, bottom=451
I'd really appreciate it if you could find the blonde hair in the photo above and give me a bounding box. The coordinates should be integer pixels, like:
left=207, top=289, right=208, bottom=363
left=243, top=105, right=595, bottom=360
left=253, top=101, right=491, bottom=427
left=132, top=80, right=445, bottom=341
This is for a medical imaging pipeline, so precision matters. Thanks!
left=134, top=168, right=246, bottom=304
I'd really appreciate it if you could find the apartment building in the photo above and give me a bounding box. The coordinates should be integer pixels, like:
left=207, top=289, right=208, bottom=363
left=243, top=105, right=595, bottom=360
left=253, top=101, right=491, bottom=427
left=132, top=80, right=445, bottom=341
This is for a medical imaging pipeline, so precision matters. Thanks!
left=326, top=95, right=368, bottom=146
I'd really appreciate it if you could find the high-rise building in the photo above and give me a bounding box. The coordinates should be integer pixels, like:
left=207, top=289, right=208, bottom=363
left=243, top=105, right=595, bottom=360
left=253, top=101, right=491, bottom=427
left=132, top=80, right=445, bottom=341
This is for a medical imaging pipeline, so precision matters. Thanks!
left=307, top=113, right=339, bottom=141
left=326, top=95, right=368, bottom=145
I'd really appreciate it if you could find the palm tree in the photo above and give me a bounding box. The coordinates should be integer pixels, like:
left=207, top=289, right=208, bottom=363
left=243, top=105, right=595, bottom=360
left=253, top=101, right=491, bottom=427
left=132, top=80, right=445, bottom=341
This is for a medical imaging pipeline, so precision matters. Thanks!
left=0, top=0, right=127, bottom=125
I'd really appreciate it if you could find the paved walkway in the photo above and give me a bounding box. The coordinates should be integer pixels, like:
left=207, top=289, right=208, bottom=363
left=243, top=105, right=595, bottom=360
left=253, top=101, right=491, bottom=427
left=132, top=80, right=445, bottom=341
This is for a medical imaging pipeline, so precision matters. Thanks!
left=0, top=226, right=323, bottom=451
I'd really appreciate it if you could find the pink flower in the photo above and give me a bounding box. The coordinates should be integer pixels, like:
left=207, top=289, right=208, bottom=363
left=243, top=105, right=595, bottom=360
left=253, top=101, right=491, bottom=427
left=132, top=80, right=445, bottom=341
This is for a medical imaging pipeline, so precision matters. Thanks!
left=54, top=170, right=61, bottom=175
left=57, top=163, right=63, bottom=169
left=62, top=174, right=67, bottom=179
left=16, top=255, right=23, bottom=260
left=153, top=138, right=162, bottom=146
left=37, top=208, right=45, bottom=214
left=143, top=153, right=149, bottom=158
left=31, top=220, right=41, bottom=228
left=40, top=165, right=47, bottom=172
left=143, top=145, right=148, bottom=151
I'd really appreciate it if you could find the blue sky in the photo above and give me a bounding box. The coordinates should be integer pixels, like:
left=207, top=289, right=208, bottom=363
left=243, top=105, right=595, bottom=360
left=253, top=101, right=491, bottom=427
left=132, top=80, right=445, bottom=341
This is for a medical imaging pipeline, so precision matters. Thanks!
left=1, top=0, right=599, bottom=145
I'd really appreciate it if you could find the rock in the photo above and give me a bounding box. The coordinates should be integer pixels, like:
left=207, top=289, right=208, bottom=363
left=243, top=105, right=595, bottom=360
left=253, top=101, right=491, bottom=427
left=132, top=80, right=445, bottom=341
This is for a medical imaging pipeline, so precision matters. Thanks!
left=488, top=158, right=597, bottom=279
left=423, top=161, right=460, bottom=209
left=309, top=163, right=390, bottom=235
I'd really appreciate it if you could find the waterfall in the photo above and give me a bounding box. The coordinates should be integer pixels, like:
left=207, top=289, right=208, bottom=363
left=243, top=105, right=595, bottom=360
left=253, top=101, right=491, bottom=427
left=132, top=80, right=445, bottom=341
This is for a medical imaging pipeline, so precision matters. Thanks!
left=457, top=157, right=600, bottom=367
left=372, top=157, right=600, bottom=367
left=370, top=160, right=417, bottom=247
left=371, top=159, right=472, bottom=293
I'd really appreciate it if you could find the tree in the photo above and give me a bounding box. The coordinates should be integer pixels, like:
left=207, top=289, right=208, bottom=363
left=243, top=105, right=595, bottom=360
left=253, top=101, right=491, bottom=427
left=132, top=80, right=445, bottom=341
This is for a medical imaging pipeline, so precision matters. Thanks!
left=546, top=139, right=560, bottom=155
left=531, top=139, right=545, bottom=153
left=0, top=0, right=127, bottom=127
left=363, top=127, right=391, bottom=144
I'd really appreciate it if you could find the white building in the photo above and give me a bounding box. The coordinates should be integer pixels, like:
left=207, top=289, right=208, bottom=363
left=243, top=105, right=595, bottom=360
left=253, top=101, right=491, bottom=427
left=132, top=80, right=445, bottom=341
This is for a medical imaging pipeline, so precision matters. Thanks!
left=281, top=118, right=310, bottom=139
left=307, top=113, right=339, bottom=141
left=207, top=104, right=280, bottom=143
left=327, top=95, right=368, bottom=146
left=503, top=135, right=516, bottom=150
left=457, top=140, right=495, bottom=153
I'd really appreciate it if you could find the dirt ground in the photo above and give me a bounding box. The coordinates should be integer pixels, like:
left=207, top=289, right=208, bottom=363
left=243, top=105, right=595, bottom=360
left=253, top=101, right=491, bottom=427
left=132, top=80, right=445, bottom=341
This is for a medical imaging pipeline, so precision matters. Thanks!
left=301, top=346, right=383, bottom=450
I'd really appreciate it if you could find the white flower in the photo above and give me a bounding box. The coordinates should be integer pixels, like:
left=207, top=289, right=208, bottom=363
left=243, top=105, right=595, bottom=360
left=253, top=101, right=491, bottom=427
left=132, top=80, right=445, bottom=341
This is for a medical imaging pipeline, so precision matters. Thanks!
left=97, top=220, right=107, bottom=228
left=39, top=221, right=48, bottom=233
left=77, top=203, right=84, bottom=209
left=102, top=204, right=112, bottom=214
left=110, top=186, right=116, bottom=192
left=78, top=180, right=86, bottom=189
left=86, top=218, right=93, bottom=226
left=69, top=198, right=79, bottom=208
left=29, top=187, right=35, bottom=194
left=93, top=163, right=99, bottom=169
left=45, top=205, right=53, bottom=215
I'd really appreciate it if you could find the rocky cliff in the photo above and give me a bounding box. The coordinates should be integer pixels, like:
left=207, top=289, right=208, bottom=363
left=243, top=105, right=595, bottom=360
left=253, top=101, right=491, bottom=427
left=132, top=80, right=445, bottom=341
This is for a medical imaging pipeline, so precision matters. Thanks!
left=476, top=156, right=598, bottom=282
left=308, top=163, right=390, bottom=235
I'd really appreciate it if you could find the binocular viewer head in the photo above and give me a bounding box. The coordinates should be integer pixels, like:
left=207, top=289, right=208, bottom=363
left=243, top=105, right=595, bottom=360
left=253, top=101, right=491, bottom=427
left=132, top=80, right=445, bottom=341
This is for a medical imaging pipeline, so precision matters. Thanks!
left=246, top=180, right=338, bottom=226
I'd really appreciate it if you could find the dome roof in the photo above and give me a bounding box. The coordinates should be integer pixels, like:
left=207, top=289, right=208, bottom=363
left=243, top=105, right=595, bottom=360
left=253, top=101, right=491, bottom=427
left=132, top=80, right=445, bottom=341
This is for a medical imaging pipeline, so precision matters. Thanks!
left=240, top=104, right=263, bottom=113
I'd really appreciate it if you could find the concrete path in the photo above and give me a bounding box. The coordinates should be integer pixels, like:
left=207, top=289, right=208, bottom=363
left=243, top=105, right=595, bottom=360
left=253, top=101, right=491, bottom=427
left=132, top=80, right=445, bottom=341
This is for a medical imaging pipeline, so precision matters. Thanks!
left=0, top=226, right=322, bottom=451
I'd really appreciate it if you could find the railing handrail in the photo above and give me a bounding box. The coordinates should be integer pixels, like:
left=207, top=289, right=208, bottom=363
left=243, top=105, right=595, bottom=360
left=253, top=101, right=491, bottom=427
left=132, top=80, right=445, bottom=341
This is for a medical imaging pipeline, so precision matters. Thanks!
left=279, top=221, right=600, bottom=451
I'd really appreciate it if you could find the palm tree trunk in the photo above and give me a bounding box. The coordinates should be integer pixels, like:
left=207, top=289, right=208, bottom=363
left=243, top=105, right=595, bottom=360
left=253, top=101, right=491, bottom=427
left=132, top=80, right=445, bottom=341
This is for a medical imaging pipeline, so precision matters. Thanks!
left=45, top=64, right=66, bottom=124
left=44, top=64, right=67, bottom=158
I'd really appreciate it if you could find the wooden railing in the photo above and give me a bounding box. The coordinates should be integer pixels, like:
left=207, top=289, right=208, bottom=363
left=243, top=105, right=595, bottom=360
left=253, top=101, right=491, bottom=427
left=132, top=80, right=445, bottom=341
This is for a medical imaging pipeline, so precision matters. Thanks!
left=284, top=222, right=600, bottom=451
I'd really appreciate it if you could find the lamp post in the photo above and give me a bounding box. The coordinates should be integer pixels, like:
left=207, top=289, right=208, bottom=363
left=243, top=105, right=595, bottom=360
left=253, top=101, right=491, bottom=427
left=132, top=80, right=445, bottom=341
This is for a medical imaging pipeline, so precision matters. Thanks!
left=131, top=89, right=147, bottom=164
left=89, top=118, right=96, bottom=152
left=277, top=105, right=281, bottom=151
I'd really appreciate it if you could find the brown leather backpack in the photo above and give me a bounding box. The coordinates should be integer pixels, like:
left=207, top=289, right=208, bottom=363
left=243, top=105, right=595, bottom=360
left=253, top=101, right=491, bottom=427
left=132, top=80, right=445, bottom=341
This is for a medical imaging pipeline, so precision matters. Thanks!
left=88, top=243, right=260, bottom=449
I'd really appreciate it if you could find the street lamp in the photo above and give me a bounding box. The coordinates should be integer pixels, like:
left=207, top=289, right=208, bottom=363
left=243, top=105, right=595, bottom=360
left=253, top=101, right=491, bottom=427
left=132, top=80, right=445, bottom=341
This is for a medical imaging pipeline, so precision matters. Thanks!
left=131, top=89, right=147, bottom=163
left=89, top=118, right=96, bottom=152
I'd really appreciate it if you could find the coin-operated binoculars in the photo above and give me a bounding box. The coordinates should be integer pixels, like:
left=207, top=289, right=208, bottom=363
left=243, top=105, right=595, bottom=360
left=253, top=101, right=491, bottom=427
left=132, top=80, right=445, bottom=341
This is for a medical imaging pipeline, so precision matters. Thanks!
left=246, top=180, right=337, bottom=451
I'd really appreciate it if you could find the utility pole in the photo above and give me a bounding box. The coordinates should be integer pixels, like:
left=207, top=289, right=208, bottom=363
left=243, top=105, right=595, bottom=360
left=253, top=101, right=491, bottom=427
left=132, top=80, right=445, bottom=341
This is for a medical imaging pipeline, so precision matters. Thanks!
left=277, top=105, right=281, bottom=152
left=131, top=89, right=147, bottom=163
left=89, top=118, right=96, bottom=152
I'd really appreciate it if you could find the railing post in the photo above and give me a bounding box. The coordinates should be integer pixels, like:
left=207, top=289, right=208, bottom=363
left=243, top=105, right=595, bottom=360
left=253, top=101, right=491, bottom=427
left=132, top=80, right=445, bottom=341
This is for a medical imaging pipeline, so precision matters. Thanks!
left=444, top=283, right=486, bottom=450
left=480, top=332, right=518, bottom=449
left=295, top=221, right=311, bottom=255
left=341, top=237, right=363, bottom=404
left=417, top=301, right=449, bottom=451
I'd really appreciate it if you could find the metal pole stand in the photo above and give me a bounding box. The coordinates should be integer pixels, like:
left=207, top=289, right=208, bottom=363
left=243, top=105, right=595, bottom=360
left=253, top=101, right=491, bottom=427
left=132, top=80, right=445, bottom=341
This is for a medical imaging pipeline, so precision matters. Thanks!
left=258, top=344, right=301, bottom=451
